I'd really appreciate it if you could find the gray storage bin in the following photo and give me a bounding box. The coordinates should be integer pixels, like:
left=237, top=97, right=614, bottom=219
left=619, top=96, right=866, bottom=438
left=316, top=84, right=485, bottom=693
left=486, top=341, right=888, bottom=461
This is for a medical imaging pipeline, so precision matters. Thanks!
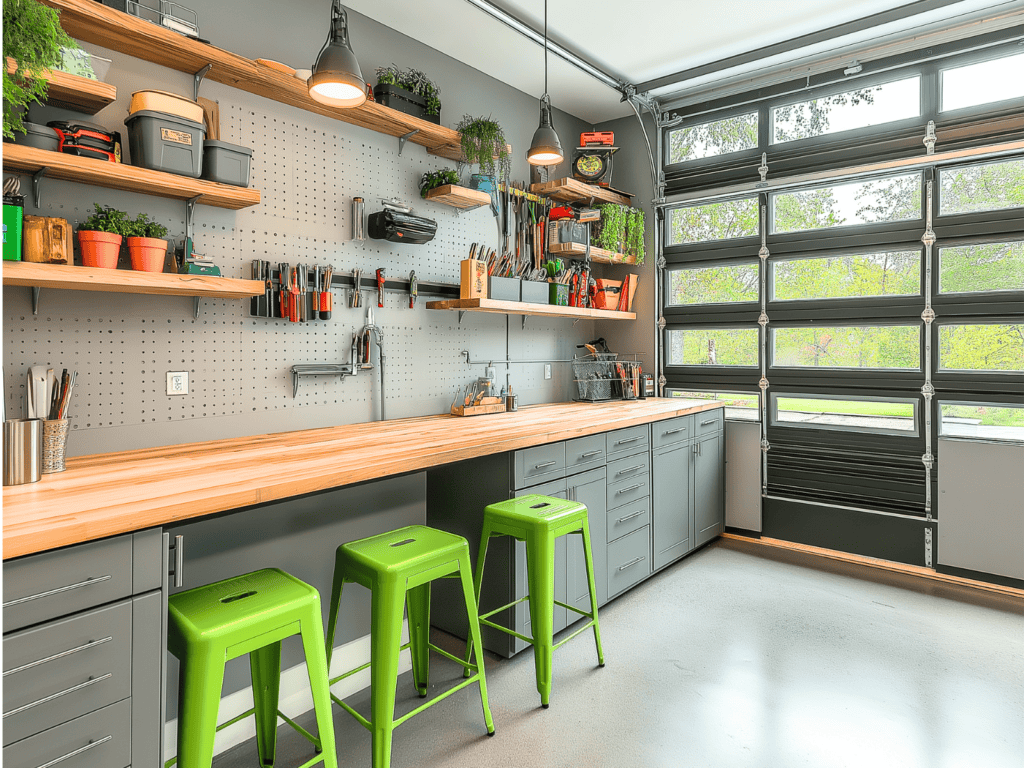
left=521, top=280, right=549, bottom=305
left=202, top=140, right=253, bottom=187
left=489, top=276, right=521, bottom=302
left=14, top=122, right=59, bottom=152
left=124, top=109, right=205, bottom=178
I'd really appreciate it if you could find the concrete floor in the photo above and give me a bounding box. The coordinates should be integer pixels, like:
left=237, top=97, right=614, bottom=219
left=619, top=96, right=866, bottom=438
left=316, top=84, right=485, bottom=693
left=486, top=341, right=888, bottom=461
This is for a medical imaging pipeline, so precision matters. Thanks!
left=212, top=538, right=1024, bottom=768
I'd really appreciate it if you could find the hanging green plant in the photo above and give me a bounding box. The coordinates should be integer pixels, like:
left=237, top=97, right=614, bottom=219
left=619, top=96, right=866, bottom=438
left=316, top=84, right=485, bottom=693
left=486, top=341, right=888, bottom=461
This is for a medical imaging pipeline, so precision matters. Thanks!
left=3, top=0, right=79, bottom=138
left=626, top=207, right=645, bottom=265
left=455, top=115, right=511, bottom=181
left=419, top=168, right=460, bottom=198
left=595, top=204, right=645, bottom=264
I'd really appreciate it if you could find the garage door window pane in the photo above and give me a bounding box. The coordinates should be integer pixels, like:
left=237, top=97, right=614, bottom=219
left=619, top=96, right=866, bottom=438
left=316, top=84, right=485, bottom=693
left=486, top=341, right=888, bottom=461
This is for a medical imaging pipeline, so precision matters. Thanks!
left=939, top=241, right=1024, bottom=294
left=668, top=112, right=758, bottom=163
left=772, top=325, right=920, bottom=369
left=671, top=390, right=760, bottom=421
left=667, top=328, right=759, bottom=366
left=774, top=395, right=917, bottom=435
left=772, top=76, right=920, bottom=144
left=941, top=51, right=1024, bottom=112
left=938, top=323, right=1024, bottom=372
left=772, top=250, right=920, bottom=300
left=667, top=263, right=759, bottom=305
left=772, top=173, right=921, bottom=233
left=668, top=197, right=759, bottom=245
left=939, top=158, right=1024, bottom=215
left=939, top=402, right=1024, bottom=442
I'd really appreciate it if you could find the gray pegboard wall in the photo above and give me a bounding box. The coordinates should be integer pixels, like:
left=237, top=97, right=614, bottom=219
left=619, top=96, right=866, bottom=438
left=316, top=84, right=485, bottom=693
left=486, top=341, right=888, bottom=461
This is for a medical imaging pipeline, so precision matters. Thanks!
left=2, top=46, right=593, bottom=457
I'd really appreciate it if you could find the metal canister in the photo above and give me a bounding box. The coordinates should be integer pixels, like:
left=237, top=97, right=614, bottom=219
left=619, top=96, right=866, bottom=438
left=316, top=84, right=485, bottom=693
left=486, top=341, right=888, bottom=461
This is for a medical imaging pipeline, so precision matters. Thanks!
left=352, top=196, right=365, bottom=241
left=3, top=418, right=42, bottom=485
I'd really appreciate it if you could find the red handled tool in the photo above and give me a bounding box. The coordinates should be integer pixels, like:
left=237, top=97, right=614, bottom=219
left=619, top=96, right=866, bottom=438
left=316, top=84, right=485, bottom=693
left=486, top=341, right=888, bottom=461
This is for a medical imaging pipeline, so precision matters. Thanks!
left=376, top=268, right=385, bottom=308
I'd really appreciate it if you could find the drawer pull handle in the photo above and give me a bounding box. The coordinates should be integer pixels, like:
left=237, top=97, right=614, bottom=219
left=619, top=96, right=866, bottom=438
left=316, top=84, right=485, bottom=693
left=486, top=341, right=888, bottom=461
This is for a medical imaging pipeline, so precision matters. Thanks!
left=663, top=428, right=686, bottom=435
left=616, top=483, right=644, bottom=494
left=3, top=636, right=113, bottom=677
left=616, top=464, right=644, bottom=476
left=618, top=556, right=646, bottom=572
left=580, top=451, right=602, bottom=459
left=2, top=575, right=112, bottom=609
left=616, top=510, right=645, bottom=523
left=35, top=735, right=112, bottom=768
left=615, top=436, right=642, bottom=445
left=701, top=419, right=718, bottom=426
left=3, top=673, right=112, bottom=719
left=534, top=460, right=557, bottom=469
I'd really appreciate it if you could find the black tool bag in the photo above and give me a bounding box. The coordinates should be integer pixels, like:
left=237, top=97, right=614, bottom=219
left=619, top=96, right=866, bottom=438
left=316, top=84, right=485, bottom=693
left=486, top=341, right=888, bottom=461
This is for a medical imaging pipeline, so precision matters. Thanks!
left=367, top=209, right=436, bottom=244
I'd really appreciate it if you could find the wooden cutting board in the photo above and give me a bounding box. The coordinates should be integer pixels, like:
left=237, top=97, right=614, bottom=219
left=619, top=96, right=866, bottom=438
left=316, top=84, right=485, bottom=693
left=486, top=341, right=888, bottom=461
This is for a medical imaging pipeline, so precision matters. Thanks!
left=198, top=97, right=220, bottom=141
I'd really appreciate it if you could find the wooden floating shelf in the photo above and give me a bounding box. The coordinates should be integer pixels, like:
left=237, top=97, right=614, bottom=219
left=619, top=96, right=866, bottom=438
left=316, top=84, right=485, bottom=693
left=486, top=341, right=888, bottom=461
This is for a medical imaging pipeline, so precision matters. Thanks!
left=530, top=177, right=632, bottom=207
left=44, top=0, right=465, bottom=161
left=425, top=184, right=492, bottom=210
left=548, top=242, right=639, bottom=265
left=2, top=144, right=261, bottom=210
left=425, top=298, right=635, bottom=321
left=2, top=261, right=263, bottom=299
left=5, top=57, right=116, bottom=114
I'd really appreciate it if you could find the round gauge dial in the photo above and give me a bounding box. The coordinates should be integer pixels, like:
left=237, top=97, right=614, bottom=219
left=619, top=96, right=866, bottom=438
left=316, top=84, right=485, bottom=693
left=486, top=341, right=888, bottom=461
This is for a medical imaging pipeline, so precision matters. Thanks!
left=574, top=154, right=606, bottom=180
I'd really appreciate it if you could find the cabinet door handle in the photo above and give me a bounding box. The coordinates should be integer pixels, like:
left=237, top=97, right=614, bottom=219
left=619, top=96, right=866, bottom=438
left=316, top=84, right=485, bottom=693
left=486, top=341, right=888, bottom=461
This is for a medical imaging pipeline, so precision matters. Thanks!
left=534, top=460, right=557, bottom=469
left=3, top=637, right=112, bottom=677
left=35, top=735, right=112, bottom=768
left=615, top=436, right=642, bottom=445
left=3, top=674, right=112, bottom=719
left=700, top=419, right=718, bottom=426
left=616, top=464, right=644, bottom=477
left=618, top=556, right=646, bottom=571
left=580, top=451, right=602, bottom=459
left=169, top=534, right=185, bottom=589
left=616, top=483, right=644, bottom=494
left=663, top=427, right=686, bottom=435
left=692, top=443, right=702, bottom=456
left=2, top=575, right=111, bottom=608
left=616, top=510, right=645, bottom=523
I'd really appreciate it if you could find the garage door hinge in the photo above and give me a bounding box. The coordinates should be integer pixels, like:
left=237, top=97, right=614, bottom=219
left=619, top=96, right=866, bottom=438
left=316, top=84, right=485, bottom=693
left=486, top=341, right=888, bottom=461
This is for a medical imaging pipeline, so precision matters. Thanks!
left=924, top=528, right=933, bottom=568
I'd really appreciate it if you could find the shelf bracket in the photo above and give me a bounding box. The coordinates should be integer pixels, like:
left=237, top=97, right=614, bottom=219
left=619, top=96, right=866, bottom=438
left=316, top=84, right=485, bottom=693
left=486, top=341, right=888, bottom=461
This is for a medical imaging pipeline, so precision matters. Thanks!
left=397, top=129, right=419, bottom=156
left=193, top=297, right=201, bottom=319
left=31, top=286, right=41, bottom=316
left=31, top=168, right=48, bottom=209
left=522, top=315, right=527, bottom=329
left=193, top=64, right=212, bottom=101
left=458, top=310, right=466, bottom=325
left=184, top=195, right=201, bottom=241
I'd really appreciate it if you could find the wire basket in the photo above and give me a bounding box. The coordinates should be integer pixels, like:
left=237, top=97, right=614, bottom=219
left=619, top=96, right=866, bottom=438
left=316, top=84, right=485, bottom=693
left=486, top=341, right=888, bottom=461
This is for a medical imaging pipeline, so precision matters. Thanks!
left=572, top=355, right=642, bottom=402
left=126, top=1, right=200, bottom=38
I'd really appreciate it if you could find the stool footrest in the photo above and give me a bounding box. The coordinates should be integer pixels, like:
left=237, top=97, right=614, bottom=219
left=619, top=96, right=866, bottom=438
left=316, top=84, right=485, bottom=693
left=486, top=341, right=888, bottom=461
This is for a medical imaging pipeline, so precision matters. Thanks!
left=331, top=694, right=372, bottom=730
left=427, top=642, right=476, bottom=671
left=554, top=599, right=593, bottom=617
left=479, top=617, right=535, bottom=645
left=478, top=595, right=530, bottom=621
left=329, top=641, right=412, bottom=686
left=553, top=620, right=596, bottom=650
left=392, top=674, right=482, bottom=729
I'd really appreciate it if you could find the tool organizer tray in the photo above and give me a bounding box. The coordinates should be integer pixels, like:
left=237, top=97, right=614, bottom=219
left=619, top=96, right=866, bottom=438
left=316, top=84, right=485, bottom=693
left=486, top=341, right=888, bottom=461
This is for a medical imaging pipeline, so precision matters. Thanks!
left=450, top=401, right=506, bottom=417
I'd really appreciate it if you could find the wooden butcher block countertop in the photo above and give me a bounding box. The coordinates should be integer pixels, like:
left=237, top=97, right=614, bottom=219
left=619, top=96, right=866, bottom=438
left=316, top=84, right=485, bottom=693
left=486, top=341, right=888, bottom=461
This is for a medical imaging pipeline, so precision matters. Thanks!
left=2, top=399, right=722, bottom=559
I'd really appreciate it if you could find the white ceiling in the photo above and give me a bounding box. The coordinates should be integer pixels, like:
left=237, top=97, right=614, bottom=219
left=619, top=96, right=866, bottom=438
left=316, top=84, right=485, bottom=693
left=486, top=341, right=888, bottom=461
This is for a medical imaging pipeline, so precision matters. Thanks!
left=344, top=1, right=1009, bottom=124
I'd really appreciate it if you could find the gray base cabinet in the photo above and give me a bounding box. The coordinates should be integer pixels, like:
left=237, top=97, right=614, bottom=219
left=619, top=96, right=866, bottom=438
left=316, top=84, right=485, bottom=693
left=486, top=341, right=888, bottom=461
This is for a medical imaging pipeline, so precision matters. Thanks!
left=2, top=530, right=168, bottom=768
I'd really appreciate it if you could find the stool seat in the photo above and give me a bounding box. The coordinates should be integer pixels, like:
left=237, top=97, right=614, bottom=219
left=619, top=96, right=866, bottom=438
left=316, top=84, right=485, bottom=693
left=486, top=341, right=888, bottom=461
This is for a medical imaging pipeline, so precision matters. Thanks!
left=484, top=495, right=588, bottom=527
left=338, top=525, right=469, bottom=582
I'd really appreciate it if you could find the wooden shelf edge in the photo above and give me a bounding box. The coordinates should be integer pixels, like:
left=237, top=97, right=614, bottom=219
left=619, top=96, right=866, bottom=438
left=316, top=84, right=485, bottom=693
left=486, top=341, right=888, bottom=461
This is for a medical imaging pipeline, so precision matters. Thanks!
left=530, top=177, right=632, bottom=207
left=2, top=144, right=261, bottom=210
left=548, top=242, right=639, bottom=265
left=5, top=57, right=116, bottom=114
left=424, top=297, right=635, bottom=321
left=2, top=261, right=263, bottom=298
left=425, top=184, right=491, bottom=210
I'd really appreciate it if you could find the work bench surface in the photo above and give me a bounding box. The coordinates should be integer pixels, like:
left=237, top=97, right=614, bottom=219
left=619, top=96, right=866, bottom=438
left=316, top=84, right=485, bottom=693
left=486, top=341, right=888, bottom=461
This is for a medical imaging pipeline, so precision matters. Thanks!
left=2, top=399, right=722, bottom=559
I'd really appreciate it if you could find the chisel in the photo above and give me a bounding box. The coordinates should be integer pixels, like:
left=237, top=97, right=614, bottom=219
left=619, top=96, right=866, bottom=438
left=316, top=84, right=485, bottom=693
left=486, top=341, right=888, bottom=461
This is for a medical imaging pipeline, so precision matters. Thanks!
left=376, top=268, right=385, bottom=308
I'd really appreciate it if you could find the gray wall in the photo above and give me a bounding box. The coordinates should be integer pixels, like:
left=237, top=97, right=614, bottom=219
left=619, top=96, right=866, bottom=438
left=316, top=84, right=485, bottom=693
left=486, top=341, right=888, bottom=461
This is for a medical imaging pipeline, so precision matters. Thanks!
left=2, top=0, right=595, bottom=457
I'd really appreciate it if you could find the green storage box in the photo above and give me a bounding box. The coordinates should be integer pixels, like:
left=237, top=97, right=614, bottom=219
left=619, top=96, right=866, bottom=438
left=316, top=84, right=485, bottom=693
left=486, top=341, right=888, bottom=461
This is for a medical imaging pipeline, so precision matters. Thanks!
left=549, top=282, right=569, bottom=306
left=3, top=195, right=25, bottom=262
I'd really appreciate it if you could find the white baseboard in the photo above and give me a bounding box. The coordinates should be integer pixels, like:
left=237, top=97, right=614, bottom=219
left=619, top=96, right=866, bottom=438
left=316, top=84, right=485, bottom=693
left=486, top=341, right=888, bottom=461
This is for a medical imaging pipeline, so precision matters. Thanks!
left=163, top=623, right=411, bottom=761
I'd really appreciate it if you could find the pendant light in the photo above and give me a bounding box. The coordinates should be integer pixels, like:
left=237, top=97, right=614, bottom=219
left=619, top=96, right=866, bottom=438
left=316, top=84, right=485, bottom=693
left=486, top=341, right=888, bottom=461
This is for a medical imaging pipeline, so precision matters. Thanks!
left=527, top=0, right=563, bottom=166
left=308, top=0, right=366, bottom=108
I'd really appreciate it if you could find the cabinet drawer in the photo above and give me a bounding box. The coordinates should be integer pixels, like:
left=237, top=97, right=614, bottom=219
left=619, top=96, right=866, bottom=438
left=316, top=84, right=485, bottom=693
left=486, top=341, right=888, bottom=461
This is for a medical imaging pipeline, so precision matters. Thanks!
left=608, top=525, right=651, bottom=597
left=607, top=497, right=651, bottom=543
left=606, top=425, right=649, bottom=458
left=607, top=451, right=650, bottom=484
left=565, top=434, right=605, bottom=474
left=513, top=443, right=566, bottom=489
left=3, top=536, right=133, bottom=634
left=3, top=698, right=131, bottom=768
left=651, top=415, right=693, bottom=449
left=607, top=472, right=650, bottom=510
left=694, top=408, right=724, bottom=437
left=3, top=601, right=132, bottom=746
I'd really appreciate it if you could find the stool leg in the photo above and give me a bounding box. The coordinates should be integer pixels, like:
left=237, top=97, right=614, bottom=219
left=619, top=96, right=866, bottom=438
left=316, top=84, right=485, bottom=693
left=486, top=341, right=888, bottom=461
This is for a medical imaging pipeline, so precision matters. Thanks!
left=250, top=642, right=282, bottom=768
left=325, top=555, right=346, bottom=670
left=406, top=583, right=430, bottom=697
left=579, top=523, right=605, bottom=667
left=525, top=529, right=556, bottom=708
left=463, top=523, right=493, bottom=678
left=299, top=608, right=339, bottom=768
left=458, top=554, right=495, bottom=735
left=177, top=650, right=225, bottom=768
left=370, top=582, right=405, bottom=768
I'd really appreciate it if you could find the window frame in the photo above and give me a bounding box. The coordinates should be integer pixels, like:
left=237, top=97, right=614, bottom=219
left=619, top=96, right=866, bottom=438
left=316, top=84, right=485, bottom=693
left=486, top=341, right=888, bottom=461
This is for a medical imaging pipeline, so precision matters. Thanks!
left=934, top=318, right=1024, bottom=376
left=938, top=42, right=1024, bottom=118
left=664, top=193, right=762, bottom=248
left=664, top=258, right=761, bottom=309
left=664, top=387, right=762, bottom=422
left=768, top=246, right=923, bottom=304
left=935, top=236, right=1024, bottom=298
left=769, top=391, right=920, bottom=438
left=663, top=323, right=762, bottom=370
left=663, top=106, right=762, bottom=168
left=937, top=399, right=1024, bottom=444
left=768, top=321, right=924, bottom=374
left=935, top=155, right=1024, bottom=218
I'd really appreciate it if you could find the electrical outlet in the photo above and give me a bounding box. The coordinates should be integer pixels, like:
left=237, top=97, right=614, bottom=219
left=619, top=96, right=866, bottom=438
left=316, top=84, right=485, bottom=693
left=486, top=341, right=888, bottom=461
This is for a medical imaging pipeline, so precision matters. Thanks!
left=167, top=371, right=189, bottom=396
left=544, top=364, right=552, bottom=380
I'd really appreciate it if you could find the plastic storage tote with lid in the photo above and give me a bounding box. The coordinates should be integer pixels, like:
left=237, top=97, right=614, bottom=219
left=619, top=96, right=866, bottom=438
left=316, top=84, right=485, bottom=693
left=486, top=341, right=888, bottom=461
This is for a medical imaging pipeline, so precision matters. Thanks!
left=128, top=90, right=204, bottom=123
left=12, top=122, right=59, bottom=152
left=125, top=110, right=206, bottom=178
left=202, top=140, right=253, bottom=187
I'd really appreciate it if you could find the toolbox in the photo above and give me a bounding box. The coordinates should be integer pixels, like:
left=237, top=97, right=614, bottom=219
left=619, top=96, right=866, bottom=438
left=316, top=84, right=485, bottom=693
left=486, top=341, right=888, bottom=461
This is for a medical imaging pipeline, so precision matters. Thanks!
left=367, top=209, right=437, bottom=244
left=48, top=121, right=122, bottom=163
left=125, top=110, right=205, bottom=177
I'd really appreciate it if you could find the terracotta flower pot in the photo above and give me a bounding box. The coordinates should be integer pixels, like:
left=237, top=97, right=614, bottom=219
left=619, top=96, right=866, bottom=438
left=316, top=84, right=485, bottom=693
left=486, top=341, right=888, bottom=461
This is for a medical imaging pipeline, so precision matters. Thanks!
left=127, top=237, right=167, bottom=272
left=78, top=230, right=122, bottom=269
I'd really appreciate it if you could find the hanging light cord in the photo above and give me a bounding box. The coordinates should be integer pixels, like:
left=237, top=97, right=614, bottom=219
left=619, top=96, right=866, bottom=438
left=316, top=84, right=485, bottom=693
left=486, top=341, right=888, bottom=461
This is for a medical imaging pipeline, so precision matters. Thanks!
left=314, top=0, right=342, bottom=66
left=543, top=0, right=548, bottom=97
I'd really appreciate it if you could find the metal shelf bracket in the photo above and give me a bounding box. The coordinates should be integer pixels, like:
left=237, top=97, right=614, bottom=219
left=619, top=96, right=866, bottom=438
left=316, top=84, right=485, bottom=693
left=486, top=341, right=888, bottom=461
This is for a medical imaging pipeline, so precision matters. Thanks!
left=458, top=310, right=466, bottom=325
left=184, top=195, right=201, bottom=241
left=193, top=297, right=201, bottom=319
left=31, top=286, right=41, bottom=316
left=397, top=129, right=419, bottom=156
left=193, top=64, right=212, bottom=101
left=32, top=168, right=48, bottom=208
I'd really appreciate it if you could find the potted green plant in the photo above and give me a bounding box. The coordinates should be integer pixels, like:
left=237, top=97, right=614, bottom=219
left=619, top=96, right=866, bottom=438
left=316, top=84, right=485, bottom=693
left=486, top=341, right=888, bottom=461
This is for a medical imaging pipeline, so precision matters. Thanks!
left=77, top=204, right=129, bottom=269
left=125, top=214, right=169, bottom=272
left=3, top=0, right=79, bottom=139
left=373, top=65, right=442, bottom=124
left=456, top=115, right=511, bottom=191
left=595, top=204, right=645, bottom=265
left=419, top=168, right=460, bottom=199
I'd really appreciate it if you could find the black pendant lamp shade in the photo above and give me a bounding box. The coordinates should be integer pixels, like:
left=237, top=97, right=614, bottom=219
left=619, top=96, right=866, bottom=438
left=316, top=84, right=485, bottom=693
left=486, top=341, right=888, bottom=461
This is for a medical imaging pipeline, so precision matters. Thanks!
left=527, top=0, right=563, bottom=166
left=308, top=0, right=366, bottom=108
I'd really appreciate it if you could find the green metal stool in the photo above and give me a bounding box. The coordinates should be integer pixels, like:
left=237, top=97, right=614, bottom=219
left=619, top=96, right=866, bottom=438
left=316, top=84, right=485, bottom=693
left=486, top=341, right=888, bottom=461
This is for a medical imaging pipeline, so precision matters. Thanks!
left=325, top=525, right=494, bottom=768
left=167, top=568, right=338, bottom=768
left=465, top=494, right=605, bottom=708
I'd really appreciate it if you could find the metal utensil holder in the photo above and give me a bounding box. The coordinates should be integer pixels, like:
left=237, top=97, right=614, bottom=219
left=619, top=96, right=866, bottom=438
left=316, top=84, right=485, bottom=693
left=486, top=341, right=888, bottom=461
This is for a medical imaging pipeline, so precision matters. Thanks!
left=572, top=353, right=640, bottom=402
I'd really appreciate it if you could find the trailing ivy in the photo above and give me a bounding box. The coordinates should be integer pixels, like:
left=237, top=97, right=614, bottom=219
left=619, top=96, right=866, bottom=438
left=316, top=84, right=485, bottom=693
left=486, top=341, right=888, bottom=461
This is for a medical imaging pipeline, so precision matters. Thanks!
left=594, top=204, right=645, bottom=265
left=455, top=115, right=511, bottom=182
left=627, top=207, right=645, bottom=265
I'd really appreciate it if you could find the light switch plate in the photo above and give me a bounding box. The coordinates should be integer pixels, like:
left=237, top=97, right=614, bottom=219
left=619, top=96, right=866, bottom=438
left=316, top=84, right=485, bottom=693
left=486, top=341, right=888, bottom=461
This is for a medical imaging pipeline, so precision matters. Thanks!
left=167, top=371, right=189, bottom=395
